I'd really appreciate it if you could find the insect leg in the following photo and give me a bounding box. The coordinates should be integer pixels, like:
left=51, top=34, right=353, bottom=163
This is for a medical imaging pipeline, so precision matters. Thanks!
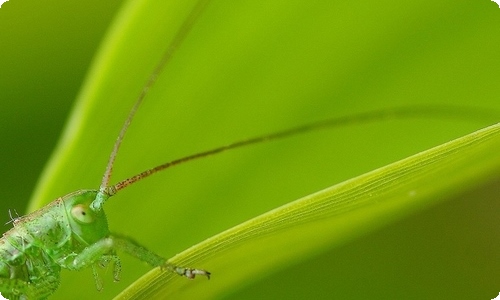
left=70, top=235, right=209, bottom=283
left=68, top=238, right=121, bottom=290
left=96, top=254, right=122, bottom=282
left=109, top=234, right=210, bottom=280
left=91, top=264, right=103, bottom=291
left=87, top=254, right=121, bottom=291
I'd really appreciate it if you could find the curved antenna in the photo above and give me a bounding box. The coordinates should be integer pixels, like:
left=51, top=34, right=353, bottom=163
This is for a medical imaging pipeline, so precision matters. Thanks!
left=92, top=0, right=212, bottom=211
left=110, top=105, right=497, bottom=193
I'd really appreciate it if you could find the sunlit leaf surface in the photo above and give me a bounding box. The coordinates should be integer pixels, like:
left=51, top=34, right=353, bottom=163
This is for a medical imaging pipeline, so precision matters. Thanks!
left=0, top=0, right=499, bottom=299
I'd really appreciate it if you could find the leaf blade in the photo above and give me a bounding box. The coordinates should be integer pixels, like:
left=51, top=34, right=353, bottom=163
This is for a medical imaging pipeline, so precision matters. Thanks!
left=116, top=123, right=500, bottom=299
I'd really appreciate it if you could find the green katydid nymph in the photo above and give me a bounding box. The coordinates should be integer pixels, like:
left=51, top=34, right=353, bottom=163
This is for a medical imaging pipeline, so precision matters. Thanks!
left=0, top=3, right=214, bottom=299
left=1, top=1, right=497, bottom=299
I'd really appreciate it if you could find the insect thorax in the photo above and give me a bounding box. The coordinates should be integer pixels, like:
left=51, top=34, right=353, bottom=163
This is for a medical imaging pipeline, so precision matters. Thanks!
left=0, top=190, right=110, bottom=284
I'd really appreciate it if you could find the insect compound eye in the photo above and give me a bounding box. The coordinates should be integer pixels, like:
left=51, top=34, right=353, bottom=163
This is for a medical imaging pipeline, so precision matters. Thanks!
left=71, top=204, right=95, bottom=224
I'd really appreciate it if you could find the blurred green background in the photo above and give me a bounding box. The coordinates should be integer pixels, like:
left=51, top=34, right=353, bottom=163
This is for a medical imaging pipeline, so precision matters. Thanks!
left=0, top=0, right=499, bottom=299
left=0, top=0, right=124, bottom=225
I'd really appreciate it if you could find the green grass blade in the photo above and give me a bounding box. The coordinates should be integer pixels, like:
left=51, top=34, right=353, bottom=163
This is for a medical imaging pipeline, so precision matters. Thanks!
left=4, top=0, right=498, bottom=299
left=115, top=123, right=500, bottom=299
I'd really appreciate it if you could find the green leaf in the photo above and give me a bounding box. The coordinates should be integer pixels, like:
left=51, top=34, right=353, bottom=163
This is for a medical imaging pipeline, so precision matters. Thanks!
left=116, top=122, right=500, bottom=299
left=5, top=0, right=499, bottom=299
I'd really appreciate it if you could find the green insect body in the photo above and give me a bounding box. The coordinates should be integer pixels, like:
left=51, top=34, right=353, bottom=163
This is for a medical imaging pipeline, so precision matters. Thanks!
left=0, top=1, right=216, bottom=299
left=0, top=191, right=101, bottom=299
left=0, top=189, right=208, bottom=299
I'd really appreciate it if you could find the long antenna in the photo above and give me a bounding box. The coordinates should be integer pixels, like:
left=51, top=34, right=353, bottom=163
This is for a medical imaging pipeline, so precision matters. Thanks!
left=99, top=0, right=212, bottom=193
left=111, top=105, right=497, bottom=193
left=91, top=0, right=212, bottom=211
left=91, top=0, right=498, bottom=209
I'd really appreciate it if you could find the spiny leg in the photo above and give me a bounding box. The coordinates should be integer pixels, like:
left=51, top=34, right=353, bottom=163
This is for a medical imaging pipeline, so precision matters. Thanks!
left=90, top=255, right=121, bottom=291
left=91, top=265, right=103, bottom=291
left=110, top=234, right=210, bottom=279
left=163, top=264, right=211, bottom=280
left=70, top=234, right=209, bottom=285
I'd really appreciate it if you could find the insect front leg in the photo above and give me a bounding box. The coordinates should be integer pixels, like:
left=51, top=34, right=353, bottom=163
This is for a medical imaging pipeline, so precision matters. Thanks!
left=90, top=254, right=122, bottom=291
left=70, top=234, right=209, bottom=285
left=109, top=234, right=210, bottom=280
left=69, top=238, right=121, bottom=290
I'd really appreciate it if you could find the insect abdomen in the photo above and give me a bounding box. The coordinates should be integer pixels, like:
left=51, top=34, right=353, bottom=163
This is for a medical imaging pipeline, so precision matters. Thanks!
left=0, top=198, right=72, bottom=299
